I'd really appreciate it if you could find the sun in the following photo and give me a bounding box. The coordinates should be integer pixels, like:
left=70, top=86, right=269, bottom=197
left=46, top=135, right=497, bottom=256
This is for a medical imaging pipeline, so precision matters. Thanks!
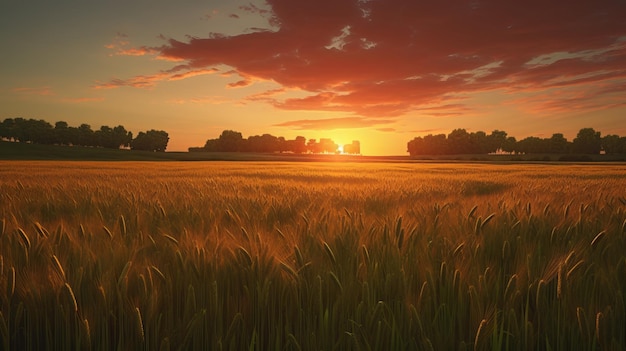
left=312, top=130, right=362, bottom=154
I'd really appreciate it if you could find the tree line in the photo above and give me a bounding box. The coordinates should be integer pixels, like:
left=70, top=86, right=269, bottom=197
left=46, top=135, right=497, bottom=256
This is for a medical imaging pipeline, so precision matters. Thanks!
left=407, top=128, right=626, bottom=156
left=189, top=130, right=361, bottom=154
left=0, top=117, right=169, bottom=152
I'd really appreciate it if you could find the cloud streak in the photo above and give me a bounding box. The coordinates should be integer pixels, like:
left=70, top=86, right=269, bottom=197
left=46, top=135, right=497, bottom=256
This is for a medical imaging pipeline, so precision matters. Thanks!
left=274, top=116, right=395, bottom=130
left=94, top=68, right=218, bottom=89
left=109, top=0, right=626, bottom=124
left=105, top=33, right=158, bottom=57
left=61, top=97, right=105, bottom=103
left=168, top=96, right=235, bottom=105
left=12, top=86, right=55, bottom=96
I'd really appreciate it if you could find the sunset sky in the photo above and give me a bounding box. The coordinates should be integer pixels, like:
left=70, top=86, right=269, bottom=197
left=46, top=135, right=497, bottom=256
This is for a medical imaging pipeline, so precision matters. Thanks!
left=2, top=0, right=625, bottom=155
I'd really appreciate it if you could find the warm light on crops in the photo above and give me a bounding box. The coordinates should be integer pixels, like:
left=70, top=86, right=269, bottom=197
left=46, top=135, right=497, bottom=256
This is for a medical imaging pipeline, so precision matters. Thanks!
left=0, top=161, right=625, bottom=350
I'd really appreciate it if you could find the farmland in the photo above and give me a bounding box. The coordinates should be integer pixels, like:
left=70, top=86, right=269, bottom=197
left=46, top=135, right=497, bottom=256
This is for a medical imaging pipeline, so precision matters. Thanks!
left=1, top=161, right=625, bottom=350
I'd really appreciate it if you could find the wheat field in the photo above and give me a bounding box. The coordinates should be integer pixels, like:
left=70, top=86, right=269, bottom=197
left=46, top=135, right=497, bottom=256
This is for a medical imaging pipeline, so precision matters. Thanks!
left=0, top=161, right=625, bottom=350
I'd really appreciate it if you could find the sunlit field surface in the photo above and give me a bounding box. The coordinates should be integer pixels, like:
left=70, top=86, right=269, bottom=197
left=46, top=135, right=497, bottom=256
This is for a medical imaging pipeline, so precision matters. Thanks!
left=1, top=161, right=625, bottom=350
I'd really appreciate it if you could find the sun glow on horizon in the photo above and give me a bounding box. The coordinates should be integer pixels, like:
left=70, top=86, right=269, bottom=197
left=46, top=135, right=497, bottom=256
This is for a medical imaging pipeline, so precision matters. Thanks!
left=2, top=1, right=625, bottom=156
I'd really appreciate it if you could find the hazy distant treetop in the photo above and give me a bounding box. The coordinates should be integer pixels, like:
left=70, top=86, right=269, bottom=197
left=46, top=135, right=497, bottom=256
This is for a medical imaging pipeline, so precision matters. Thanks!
left=408, top=127, right=625, bottom=156
left=131, top=130, right=169, bottom=152
left=193, top=130, right=360, bottom=154
left=0, top=117, right=165, bottom=150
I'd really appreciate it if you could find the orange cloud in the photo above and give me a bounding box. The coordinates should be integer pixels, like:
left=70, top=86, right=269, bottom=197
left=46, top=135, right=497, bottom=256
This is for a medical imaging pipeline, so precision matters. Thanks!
left=170, top=68, right=219, bottom=80
left=246, top=88, right=287, bottom=101
left=274, top=116, right=395, bottom=130
left=105, top=33, right=157, bottom=57
left=94, top=68, right=218, bottom=89
left=105, top=0, right=626, bottom=121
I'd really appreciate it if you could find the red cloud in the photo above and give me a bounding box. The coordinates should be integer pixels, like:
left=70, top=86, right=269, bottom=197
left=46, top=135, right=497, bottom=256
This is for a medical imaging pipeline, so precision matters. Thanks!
left=110, top=0, right=626, bottom=119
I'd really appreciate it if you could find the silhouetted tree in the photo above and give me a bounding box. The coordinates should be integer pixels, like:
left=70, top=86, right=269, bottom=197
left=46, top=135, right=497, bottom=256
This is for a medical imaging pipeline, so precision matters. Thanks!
left=218, top=130, right=244, bottom=152
left=277, top=136, right=287, bottom=153
left=202, top=138, right=220, bottom=151
left=408, top=129, right=597, bottom=156
left=502, top=137, right=517, bottom=154
left=517, top=136, right=548, bottom=154
left=95, top=125, right=133, bottom=149
left=248, top=134, right=279, bottom=153
left=407, top=136, right=424, bottom=155
left=76, top=124, right=95, bottom=147
left=131, top=130, right=169, bottom=152
left=0, top=118, right=13, bottom=141
left=25, top=119, right=54, bottom=144
left=199, top=132, right=323, bottom=154
left=426, top=134, right=448, bottom=155
left=548, top=133, right=569, bottom=154
left=0, top=118, right=54, bottom=144
left=601, top=134, right=622, bottom=154
left=621, top=137, right=626, bottom=154
left=469, top=131, right=488, bottom=154
left=307, top=139, right=321, bottom=153
left=572, top=128, right=601, bottom=154
left=2, top=118, right=25, bottom=142
left=344, top=140, right=360, bottom=154
left=319, top=138, right=338, bottom=153
left=407, top=134, right=447, bottom=155
left=67, top=126, right=81, bottom=146
left=487, top=130, right=508, bottom=153
left=291, top=136, right=307, bottom=154
left=447, top=129, right=471, bottom=154
left=10, top=118, right=26, bottom=142
left=54, top=121, right=72, bottom=145
left=408, top=127, right=626, bottom=157
left=0, top=117, right=164, bottom=151
left=114, top=125, right=133, bottom=148
left=95, top=126, right=114, bottom=148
